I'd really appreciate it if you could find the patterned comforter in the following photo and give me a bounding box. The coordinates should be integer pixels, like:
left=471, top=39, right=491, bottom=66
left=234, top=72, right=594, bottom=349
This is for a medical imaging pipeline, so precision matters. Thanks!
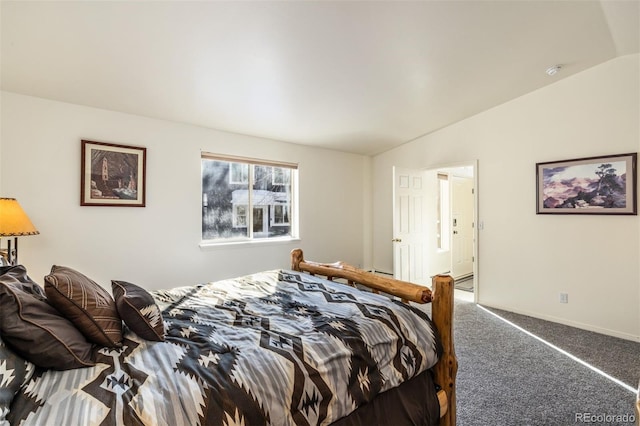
left=9, top=270, right=441, bottom=426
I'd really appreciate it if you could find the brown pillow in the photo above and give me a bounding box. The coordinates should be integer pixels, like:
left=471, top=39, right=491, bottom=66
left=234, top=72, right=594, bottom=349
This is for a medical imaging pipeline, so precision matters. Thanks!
left=0, top=265, right=95, bottom=370
left=112, top=280, right=165, bottom=342
left=45, top=266, right=123, bottom=348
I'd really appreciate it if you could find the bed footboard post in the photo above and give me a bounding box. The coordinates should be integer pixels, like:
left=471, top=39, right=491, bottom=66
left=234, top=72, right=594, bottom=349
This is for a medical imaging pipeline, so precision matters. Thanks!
left=291, top=248, right=304, bottom=271
left=432, top=274, right=457, bottom=426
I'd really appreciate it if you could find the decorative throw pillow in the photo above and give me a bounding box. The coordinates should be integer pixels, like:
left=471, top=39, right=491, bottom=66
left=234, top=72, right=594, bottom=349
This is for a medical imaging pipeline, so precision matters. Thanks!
left=0, top=265, right=95, bottom=370
left=45, top=266, right=123, bottom=348
left=0, top=335, right=35, bottom=425
left=112, top=280, right=165, bottom=342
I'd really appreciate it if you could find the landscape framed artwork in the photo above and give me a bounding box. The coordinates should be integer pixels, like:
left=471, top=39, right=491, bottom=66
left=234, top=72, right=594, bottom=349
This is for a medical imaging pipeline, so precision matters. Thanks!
left=536, top=153, right=637, bottom=215
left=81, top=140, right=146, bottom=207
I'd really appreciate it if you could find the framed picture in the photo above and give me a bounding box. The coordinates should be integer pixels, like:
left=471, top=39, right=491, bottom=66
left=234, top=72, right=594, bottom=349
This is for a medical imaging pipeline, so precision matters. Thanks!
left=536, top=153, right=637, bottom=215
left=81, top=140, right=146, bottom=207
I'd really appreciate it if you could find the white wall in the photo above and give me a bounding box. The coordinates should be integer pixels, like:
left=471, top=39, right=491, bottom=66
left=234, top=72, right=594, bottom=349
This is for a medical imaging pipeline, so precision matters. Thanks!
left=0, top=92, right=370, bottom=290
left=373, top=54, right=640, bottom=341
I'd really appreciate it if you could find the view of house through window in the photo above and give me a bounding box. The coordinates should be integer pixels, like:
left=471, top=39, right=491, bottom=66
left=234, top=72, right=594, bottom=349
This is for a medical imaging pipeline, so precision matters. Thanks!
left=202, top=154, right=297, bottom=242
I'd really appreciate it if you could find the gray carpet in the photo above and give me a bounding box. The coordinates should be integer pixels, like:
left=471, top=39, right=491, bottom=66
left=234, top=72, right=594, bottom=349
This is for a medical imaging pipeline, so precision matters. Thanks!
left=483, top=306, right=639, bottom=391
left=454, top=276, right=474, bottom=292
left=420, top=297, right=639, bottom=425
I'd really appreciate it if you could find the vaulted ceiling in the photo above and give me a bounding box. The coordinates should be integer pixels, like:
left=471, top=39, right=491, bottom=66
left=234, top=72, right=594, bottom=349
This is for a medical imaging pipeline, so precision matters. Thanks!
left=2, top=1, right=638, bottom=155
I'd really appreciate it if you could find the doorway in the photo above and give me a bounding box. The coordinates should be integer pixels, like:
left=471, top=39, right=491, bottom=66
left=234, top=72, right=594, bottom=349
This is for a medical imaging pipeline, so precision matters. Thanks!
left=253, top=206, right=267, bottom=235
left=392, top=162, right=478, bottom=296
left=451, top=175, right=474, bottom=279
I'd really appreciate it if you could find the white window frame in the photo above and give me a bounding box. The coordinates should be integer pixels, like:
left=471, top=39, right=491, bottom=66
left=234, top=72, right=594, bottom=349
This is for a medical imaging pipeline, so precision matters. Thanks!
left=272, top=167, right=289, bottom=186
left=201, top=153, right=299, bottom=245
left=233, top=205, right=248, bottom=228
left=271, top=204, right=290, bottom=226
left=229, top=162, right=249, bottom=185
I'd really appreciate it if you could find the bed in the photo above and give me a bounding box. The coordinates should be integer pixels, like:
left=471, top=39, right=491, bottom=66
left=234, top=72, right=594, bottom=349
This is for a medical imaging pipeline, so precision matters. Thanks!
left=0, top=249, right=457, bottom=426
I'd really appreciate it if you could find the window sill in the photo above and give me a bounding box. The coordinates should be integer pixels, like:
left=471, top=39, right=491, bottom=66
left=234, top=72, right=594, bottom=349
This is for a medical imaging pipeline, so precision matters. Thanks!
left=199, top=237, right=301, bottom=251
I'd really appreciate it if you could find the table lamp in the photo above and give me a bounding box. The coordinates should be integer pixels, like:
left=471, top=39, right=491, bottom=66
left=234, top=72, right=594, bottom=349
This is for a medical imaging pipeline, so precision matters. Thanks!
left=0, top=198, right=39, bottom=265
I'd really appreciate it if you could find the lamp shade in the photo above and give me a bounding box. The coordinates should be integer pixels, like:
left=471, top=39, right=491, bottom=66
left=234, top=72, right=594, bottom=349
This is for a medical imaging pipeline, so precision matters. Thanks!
left=0, top=198, right=39, bottom=236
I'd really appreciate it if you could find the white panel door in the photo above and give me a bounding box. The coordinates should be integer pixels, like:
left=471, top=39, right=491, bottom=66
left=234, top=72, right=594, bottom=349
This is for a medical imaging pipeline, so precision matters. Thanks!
left=451, top=176, right=474, bottom=279
left=393, top=168, right=428, bottom=285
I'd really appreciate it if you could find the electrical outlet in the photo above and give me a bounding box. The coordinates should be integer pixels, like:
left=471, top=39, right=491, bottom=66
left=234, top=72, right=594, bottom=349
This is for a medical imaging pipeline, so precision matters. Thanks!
left=559, top=293, right=568, bottom=304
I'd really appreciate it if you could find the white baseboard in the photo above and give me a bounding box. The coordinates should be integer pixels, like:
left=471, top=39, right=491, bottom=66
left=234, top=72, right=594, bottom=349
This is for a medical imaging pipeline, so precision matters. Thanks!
left=479, top=302, right=640, bottom=343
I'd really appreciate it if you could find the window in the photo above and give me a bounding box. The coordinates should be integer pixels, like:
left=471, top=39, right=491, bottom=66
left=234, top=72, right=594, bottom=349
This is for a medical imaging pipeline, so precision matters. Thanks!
left=202, top=153, right=298, bottom=242
left=272, top=167, right=289, bottom=186
left=234, top=205, right=248, bottom=227
left=229, top=163, right=248, bottom=184
left=272, top=204, right=289, bottom=225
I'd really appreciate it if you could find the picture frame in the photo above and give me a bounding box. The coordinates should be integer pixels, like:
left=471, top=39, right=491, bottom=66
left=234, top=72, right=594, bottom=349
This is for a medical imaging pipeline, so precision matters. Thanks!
left=536, top=152, right=637, bottom=215
left=81, top=140, right=146, bottom=207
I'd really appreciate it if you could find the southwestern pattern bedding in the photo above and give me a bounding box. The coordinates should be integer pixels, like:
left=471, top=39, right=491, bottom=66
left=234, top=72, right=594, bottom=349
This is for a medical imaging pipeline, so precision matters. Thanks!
left=6, top=269, right=441, bottom=426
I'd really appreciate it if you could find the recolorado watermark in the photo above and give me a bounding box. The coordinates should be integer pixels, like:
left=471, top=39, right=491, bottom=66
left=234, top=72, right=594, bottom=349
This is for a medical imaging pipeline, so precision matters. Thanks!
left=575, top=412, right=635, bottom=424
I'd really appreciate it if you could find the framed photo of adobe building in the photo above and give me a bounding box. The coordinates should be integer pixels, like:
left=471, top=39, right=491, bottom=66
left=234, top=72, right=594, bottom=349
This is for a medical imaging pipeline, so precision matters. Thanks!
left=81, top=140, right=146, bottom=207
left=536, top=152, right=637, bottom=215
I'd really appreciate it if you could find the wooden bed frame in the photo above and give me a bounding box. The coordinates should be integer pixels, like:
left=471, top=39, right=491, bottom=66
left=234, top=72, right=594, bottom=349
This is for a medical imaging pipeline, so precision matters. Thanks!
left=291, top=249, right=458, bottom=426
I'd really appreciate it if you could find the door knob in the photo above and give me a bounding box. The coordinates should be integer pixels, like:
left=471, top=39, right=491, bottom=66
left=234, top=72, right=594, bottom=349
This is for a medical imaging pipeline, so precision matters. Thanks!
left=392, top=238, right=402, bottom=242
